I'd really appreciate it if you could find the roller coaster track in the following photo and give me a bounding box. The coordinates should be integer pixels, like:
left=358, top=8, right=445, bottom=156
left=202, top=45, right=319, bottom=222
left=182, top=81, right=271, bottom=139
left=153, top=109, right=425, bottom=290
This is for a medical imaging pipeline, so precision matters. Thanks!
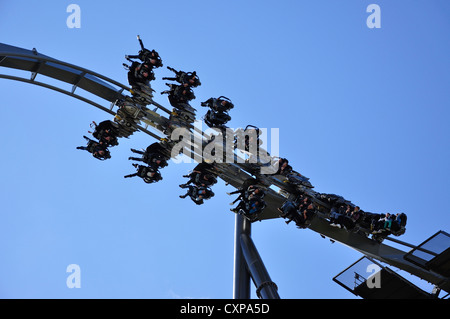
left=1, top=42, right=449, bottom=299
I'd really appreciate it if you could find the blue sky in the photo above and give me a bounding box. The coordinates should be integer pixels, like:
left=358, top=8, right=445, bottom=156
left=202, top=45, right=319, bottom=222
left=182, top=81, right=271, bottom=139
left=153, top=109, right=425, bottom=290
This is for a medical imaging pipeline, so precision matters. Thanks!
left=0, top=0, right=449, bottom=299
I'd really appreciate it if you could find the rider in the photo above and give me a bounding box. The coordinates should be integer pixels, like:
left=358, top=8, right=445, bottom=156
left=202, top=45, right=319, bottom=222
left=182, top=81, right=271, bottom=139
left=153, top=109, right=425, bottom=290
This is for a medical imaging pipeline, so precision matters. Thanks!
left=204, top=109, right=231, bottom=129
left=230, top=184, right=266, bottom=221
left=125, top=37, right=163, bottom=69
left=89, top=120, right=119, bottom=147
left=129, top=48, right=163, bottom=69
left=123, top=163, right=162, bottom=184
left=201, top=96, right=233, bottom=129
left=275, top=158, right=292, bottom=175
left=125, top=36, right=162, bottom=90
left=163, top=66, right=201, bottom=88
left=161, top=83, right=196, bottom=108
left=179, top=184, right=215, bottom=205
left=127, top=62, right=154, bottom=90
left=128, top=142, right=169, bottom=169
left=180, top=162, right=217, bottom=188
left=76, top=136, right=111, bottom=160
left=228, top=178, right=259, bottom=206
left=201, top=96, right=234, bottom=112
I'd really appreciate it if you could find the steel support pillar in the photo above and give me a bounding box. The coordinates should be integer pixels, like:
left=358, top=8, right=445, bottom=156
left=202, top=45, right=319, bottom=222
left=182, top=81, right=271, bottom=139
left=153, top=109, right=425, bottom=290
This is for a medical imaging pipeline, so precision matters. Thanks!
left=233, top=214, right=251, bottom=299
left=240, top=232, right=280, bottom=299
left=233, top=213, right=280, bottom=299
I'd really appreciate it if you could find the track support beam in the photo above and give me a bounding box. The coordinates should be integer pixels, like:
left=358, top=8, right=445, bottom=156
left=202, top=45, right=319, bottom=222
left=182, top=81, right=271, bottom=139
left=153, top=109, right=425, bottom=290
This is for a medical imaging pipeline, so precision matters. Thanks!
left=233, top=214, right=251, bottom=299
left=240, top=231, right=280, bottom=299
